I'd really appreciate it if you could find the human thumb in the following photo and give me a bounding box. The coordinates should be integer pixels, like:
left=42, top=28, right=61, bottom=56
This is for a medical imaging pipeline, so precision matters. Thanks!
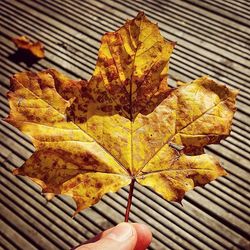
left=76, top=223, right=137, bottom=250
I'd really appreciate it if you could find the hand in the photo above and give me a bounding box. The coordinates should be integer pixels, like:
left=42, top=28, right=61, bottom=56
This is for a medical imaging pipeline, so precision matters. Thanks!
left=75, top=222, right=152, bottom=250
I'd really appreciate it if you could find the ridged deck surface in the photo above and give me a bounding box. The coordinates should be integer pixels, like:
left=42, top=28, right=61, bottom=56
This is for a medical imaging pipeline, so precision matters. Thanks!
left=0, top=0, right=250, bottom=249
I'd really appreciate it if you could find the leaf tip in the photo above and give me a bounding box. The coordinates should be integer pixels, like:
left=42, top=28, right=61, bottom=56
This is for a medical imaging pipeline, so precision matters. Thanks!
left=2, top=116, right=9, bottom=123
left=220, top=168, right=227, bottom=177
left=178, top=199, right=184, bottom=207
left=170, top=40, right=177, bottom=47
left=43, top=193, right=55, bottom=201
left=12, top=168, right=19, bottom=175
left=137, top=11, right=145, bottom=18
left=72, top=210, right=79, bottom=218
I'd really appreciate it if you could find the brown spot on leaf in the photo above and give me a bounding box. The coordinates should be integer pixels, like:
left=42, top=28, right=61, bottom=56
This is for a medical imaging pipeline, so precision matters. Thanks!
left=101, top=105, right=113, bottom=113
left=95, top=182, right=103, bottom=189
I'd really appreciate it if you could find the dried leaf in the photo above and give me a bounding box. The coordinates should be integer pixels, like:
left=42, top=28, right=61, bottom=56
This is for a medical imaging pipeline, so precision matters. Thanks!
left=6, top=12, right=237, bottom=217
left=12, top=36, right=45, bottom=58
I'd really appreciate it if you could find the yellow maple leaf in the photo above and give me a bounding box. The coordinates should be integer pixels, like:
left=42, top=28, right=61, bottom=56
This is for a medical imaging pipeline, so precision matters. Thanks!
left=5, top=12, right=237, bottom=220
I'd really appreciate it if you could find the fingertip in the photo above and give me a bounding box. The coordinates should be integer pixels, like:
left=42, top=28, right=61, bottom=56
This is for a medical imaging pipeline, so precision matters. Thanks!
left=75, top=223, right=151, bottom=250
left=75, top=223, right=137, bottom=250
left=132, top=223, right=152, bottom=250
left=105, top=222, right=135, bottom=242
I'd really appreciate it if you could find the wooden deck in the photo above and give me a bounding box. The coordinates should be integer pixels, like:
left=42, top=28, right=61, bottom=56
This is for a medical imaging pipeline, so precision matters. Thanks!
left=0, top=0, right=250, bottom=249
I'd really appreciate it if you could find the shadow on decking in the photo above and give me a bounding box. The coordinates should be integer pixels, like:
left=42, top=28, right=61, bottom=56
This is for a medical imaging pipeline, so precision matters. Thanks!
left=8, top=49, right=41, bottom=67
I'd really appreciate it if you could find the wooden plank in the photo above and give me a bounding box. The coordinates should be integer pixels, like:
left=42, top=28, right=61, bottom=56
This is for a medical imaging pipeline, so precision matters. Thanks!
left=205, top=185, right=250, bottom=218
left=155, top=0, right=250, bottom=34
left=1, top=0, right=250, bottom=249
left=0, top=201, right=59, bottom=250
left=0, top=182, right=76, bottom=249
left=0, top=172, right=83, bottom=246
left=209, top=0, right=250, bottom=15
left=132, top=186, right=249, bottom=249
left=211, top=180, right=250, bottom=208
left=178, top=200, right=250, bottom=249
left=0, top=235, right=14, bottom=250
left=221, top=0, right=250, bottom=11
left=184, top=0, right=250, bottom=27
left=0, top=219, right=33, bottom=250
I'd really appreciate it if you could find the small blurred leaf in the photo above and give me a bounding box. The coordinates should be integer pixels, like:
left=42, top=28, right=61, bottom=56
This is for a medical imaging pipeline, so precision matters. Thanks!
left=12, top=35, right=45, bottom=58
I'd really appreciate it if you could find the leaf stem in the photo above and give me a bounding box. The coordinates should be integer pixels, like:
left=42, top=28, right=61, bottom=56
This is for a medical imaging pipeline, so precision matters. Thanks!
left=124, top=178, right=135, bottom=222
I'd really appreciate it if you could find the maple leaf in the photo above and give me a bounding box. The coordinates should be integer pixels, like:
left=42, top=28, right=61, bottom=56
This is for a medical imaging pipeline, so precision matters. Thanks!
left=5, top=12, right=237, bottom=220
left=12, top=35, right=45, bottom=58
